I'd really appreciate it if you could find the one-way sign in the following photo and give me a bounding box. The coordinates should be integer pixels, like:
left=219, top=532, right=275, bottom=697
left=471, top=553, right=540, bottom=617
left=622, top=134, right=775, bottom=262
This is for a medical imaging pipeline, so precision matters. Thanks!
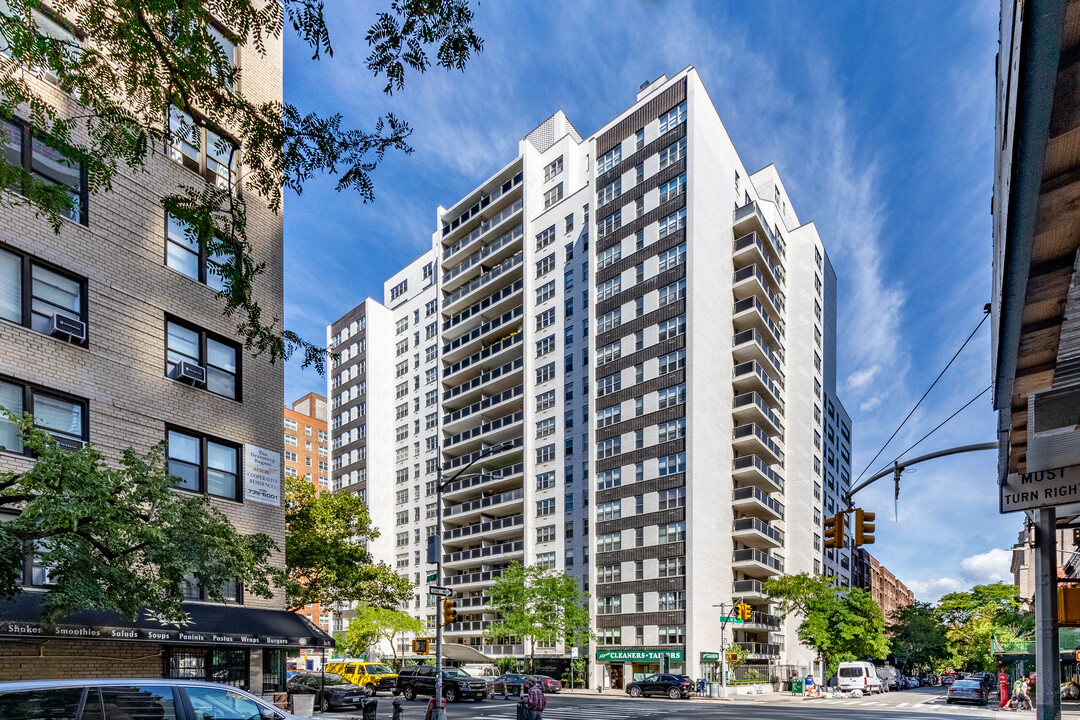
left=428, top=586, right=452, bottom=597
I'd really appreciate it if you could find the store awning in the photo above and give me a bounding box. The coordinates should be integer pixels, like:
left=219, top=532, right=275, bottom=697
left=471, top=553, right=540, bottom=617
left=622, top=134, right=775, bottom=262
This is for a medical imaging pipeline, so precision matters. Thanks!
left=0, top=591, right=334, bottom=649
left=441, top=643, right=492, bottom=663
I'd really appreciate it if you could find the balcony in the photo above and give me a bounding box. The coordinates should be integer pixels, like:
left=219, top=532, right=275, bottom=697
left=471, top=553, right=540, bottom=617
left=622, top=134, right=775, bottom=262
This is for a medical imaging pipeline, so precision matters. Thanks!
left=443, top=436, right=521, bottom=472
left=442, top=173, right=523, bottom=255
left=446, top=620, right=489, bottom=633
left=443, top=331, right=523, bottom=383
left=733, top=579, right=769, bottom=600
left=732, top=392, right=784, bottom=436
left=442, top=513, right=524, bottom=543
left=445, top=568, right=505, bottom=587
left=732, top=329, right=784, bottom=378
left=732, top=200, right=785, bottom=261
left=733, top=297, right=784, bottom=348
left=735, top=641, right=781, bottom=659
left=481, top=644, right=525, bottom=656
left=742, top=611, right=781, bottom=632
left=443, top=540, right=524, bottom=566
left=443, top=279, right=523, bottom=334
left=732, top=486, right=784, bottom=521
left=732, top=455, right=784, bottom=493
left=732, top=517, right=784, bottom=549
left=444, top=357, right=523, bottom=407
left=444, top=487, right=525, bottom=521
left=443, top=410, right=523, bottom=452
left=442, top=220, right=523, bottom=293
left=732, top=423, right=784, bottom=465
left=732, top=548, right=784, bottom=578
left=442, top=384, right=523, bottom=433
left=442, top=462, right=524, bottom=498
left=732, top=264, right=785, bottom=317
left=733, top=232, right=785, bottom=288
left=444, top=251, right=524, bottom=314
left=443, top=306, right=524, bottom=364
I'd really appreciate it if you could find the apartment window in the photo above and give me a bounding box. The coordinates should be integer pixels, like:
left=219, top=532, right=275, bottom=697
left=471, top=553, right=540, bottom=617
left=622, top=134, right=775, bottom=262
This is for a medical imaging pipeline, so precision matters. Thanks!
left=536, top=471, right=556, bottom=490
left=0, top=379, right=88, bottom=454
left=597, top=341, right=622, bottom=367
left=596, top=276, right=622, bottom=302
left=634, top=364, right=644, bottom=384
left=535, top=335, right=555, bottom=358
left=389, top=279, right=408, bottom=301
left=597, top=532, right=621, bottom=552
left=659, top=102, right=687, bottom=133
left=537, top=525, right=556, bottom=543
left=2, top=119, right=87, bottom=225
left=598, top=309, right=621, bottom=333
left=167, top=108, right=237, bottom=192
left=0, top=245, right=88, bottom=343
left=597, top=596, right=621, bottom=615
left=659, top=521, right=686, bottom=544
left=536, top=418, right=556, bottom=438
left=536, top=253, right=556, bottom=277
left=598, top=564, right=621, bottom=584
left=596, top=405, right=622, bottom=429
left=635, top=128, right=645, bottom=150
left=166, top=319, right=240, bottom=400
left=658, top=314, right=686, bottom=342
left=537, top=498, right=556, bottom=517
left=596, top=500, right=621, bottom=522
left=165, top=214, right=234, bottom=292
left=395, top=339, right=408, bottom=356
left=536, top=444, right=555, bottom=463
left=658, top=487, right=686, bottom=510
left=565, top=213, right=574, bottom=233
left=536, top=362, right=556, bottom=384
left=168, top=429, right=240, bottom=500
left=564, top=298, right=574, bottom=319
left=536, top=551, right=556, bottom=569
left=544, top=155, right=564, bottom=182
left=658, top=279, right=686, bottom=307
left=598, top=210, right=621, bottom=237
left=597, top=146, right=621, bottom=174
left=659, top=137, right=686, bottom=170
left=598, top=177, right=621, bottom=206
left=534, top=390, right=556, bottom=413
left=658, top=452, right=686, bottom=476
left=597, top=243, right=622, bottom=269
left=635, top=163, right=644, bottom=184
left=658, top=383, right=686, bottom=410
left=543, top=183, right=564, bottom=209
left=425, top=322, right=437, bottom=340
left=658, top=418, right=686, bottom=442
left=597, top=373, right=621, bottom=398
left=597, top=468, right=621, bottom=490
left=659, top=591, right=685, bottom=611
left=596, top=438, right=621, bottom=459
left=659, top=349, right=686, bottom=375
left=536, top=225, right=556, bottom=251
left=658, top=243, right=686, bottom=271
left=599, top=628, right=622, bottom=645
left=658, top=556, right=686, bottom=577
left=659, top=173, right=686, bottom=203
left=658, top=208, right=686, bottom=239
left=635, top=627, right=644, bottom=646
left=535, top=280, right=556, bottom=305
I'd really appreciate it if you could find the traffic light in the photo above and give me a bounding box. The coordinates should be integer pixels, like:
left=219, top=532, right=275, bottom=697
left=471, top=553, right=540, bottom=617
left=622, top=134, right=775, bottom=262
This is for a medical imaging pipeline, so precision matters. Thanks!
left=823, top=512, right=846, bottom=549
left=442, top=597, right=457, bottom=627
left=736, top=603, right=752, bottom=622
left=412, top=637, right=429, bottom=655
left=854, top=508, right=876, bottom=546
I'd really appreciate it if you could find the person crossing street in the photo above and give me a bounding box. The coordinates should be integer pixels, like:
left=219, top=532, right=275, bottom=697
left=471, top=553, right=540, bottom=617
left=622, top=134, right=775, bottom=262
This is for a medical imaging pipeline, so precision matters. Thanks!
left=525, top=679, right=547, bottom=720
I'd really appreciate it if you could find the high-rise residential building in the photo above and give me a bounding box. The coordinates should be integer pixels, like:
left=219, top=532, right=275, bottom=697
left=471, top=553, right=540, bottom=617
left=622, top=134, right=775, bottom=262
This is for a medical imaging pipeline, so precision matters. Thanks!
left=327, top=66, right=851, bottom=683
left=0, top=12, right=330, bottom=688
left=851, top=549, right=915, bottom=622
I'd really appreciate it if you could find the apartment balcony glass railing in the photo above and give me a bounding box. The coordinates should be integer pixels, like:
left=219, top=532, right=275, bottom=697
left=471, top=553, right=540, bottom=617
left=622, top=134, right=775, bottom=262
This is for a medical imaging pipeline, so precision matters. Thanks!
left=445, top=568, right=505, bottom=586
left=442, top=331, right=523, bottom=380
left=442, top=384, right=523, bottom=427
left=732, top=517, right=785, bottom=546
left=444, top=252, right=523, bottom=309
left=733, top=359, right=784, bottom=401
left=733, top=296, right=785, bottom=346
left=443, top=436, right=521, bottom=472
left=443, top=540, right=524, bottom=565
left=733, top=200, right=786, bottom=260
left=444, top=358, right=523, bottom=403
left=735, top=641, right=781, bottom=658
left=742, top=611, right=781, bottom=631
left=732, top=455, right=784, bottom=492
left=442, top=220, right=523, bottom=290
left=444, top=488, right=525, bottom=518
left=444, top=305, right=524, bottom=358
left=733, top=579, right=768, bottom=598
left=442, top=173, right=523, bottom=249
left=442, top=462, right=524, bottom=497
left=442, top=513, right=523, bottom=541
left=732, top=548, right=785, bottom=575
left=732, top=392, right=784, bottom=435
left=733, top=423, right=784, bottom=463
left=443, top=411, right=524, bottom=449
left=732, top=329, right=784, bottom=376
left=732, top=485, right=785, bottom=519
left=733, top=232, right=785, bottom=287
left=444, top=279, right=523, bottom=333
left=733, top=264, right=786, bottom=314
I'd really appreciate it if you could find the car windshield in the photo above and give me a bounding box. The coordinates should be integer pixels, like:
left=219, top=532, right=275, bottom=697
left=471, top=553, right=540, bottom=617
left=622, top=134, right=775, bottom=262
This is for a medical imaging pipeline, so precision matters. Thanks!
left=444, top=668, right=469, bottom=677
left=317, top=674, right=351, bottom=686
left=366, top=665, right=394, bottom=675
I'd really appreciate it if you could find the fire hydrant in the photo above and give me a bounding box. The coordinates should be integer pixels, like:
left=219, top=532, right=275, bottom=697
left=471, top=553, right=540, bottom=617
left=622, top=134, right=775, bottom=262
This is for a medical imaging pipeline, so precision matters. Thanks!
left=392, top=697, right=403, bottom=720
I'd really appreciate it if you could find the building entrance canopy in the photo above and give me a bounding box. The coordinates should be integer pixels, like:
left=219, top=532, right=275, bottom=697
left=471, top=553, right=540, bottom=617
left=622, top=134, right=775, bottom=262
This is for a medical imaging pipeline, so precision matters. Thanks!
left=0, top=593, right=333, bottom=648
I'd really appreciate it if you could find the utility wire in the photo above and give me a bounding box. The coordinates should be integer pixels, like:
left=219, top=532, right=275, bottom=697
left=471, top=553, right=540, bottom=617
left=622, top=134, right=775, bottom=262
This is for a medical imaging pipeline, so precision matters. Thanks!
left=853, top=310, right=990, bottom=484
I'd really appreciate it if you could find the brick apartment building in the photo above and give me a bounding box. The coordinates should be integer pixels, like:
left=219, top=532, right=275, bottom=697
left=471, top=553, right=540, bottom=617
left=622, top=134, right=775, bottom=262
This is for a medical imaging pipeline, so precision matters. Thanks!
left=851, top=548, right=915, bottom=621
left=0, top=7, right=330, bottom=690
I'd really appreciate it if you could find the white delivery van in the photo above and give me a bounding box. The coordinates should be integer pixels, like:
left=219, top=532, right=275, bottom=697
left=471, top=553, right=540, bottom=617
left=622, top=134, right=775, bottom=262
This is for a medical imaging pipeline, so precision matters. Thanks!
left=877, top=665, right=900, bottom=691
left=837, top=661, right=883, bottom=694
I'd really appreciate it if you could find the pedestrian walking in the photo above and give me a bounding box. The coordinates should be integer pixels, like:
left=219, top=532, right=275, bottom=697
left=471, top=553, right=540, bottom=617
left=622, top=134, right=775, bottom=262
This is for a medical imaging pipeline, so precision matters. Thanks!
left=526, top=679, right=547, bottom=720
left=805, top=673, right=816, bottom=698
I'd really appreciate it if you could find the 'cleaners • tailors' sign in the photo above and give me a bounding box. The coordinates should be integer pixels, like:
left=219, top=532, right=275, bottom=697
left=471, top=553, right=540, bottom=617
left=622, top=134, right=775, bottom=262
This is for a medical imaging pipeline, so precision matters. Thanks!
left=1000, top=464, right=1080, bottom=513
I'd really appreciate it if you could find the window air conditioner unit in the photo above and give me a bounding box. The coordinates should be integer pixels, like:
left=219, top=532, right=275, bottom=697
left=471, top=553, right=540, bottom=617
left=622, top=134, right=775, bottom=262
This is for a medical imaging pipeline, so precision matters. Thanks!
left=50, top=313, right=86, bottom=343
left=170, top=361, right=207, bottom=386
left=53, top=436, right=84, bottom=452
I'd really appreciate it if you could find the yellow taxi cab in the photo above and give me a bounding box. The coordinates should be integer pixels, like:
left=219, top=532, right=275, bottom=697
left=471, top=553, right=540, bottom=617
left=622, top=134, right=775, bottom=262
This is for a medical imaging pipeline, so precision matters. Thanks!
left=325, top=660, right=398, bottom=696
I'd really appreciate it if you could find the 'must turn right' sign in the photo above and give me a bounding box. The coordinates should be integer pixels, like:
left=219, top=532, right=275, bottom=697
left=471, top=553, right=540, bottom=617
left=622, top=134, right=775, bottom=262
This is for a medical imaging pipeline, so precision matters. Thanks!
left=1000, top=464, right=1080, bottom=514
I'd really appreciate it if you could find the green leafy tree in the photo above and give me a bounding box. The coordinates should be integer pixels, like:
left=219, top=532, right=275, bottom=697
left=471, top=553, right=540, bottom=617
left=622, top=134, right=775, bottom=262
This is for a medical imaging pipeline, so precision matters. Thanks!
left=486, top=561, right=591, bottom=673
left=934, top=583, right=1029, bottom=672
left=0, top=416, right=276, bottom=624
left=339, top=605, right=426, bottom=669
left=0, top=0, right=483, bottom=369
left=333, top=620, right=377, bottom=661
left=887, top=602, right=949, bottom=674
left=765, top=573, right=890, bottom=675
left=279, top=476, right=411, bottom=611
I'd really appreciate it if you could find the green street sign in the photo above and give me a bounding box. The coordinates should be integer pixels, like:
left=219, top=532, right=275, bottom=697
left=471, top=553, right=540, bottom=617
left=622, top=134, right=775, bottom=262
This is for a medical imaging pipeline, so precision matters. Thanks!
left=701, top=652, right=720, bottom=660
left=718, top=615, right=742, bottom=623
left=596, top=649, right=684, bottom=662
left=426, top=573, right=437, bottom=583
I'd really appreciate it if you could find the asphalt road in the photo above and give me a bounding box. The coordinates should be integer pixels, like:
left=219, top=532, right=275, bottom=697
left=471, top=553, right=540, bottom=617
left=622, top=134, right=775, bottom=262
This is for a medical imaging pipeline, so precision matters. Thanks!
left=314, top=685, right=1032, bottom=720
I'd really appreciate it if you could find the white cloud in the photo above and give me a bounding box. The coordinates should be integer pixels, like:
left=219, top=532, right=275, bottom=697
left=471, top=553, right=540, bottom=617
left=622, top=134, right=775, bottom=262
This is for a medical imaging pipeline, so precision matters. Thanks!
left=907, top=577, right=964, bottom=603
left=960, top=548, right=1014, bottom=585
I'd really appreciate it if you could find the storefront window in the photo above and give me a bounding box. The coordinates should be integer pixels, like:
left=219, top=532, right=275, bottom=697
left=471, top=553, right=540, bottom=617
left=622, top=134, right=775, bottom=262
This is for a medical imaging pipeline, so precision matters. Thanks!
left=166, top=648, right=249, bottom=688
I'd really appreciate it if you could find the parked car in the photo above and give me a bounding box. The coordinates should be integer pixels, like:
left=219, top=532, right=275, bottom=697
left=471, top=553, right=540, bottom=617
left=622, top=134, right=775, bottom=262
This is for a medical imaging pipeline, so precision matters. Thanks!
left=837, top=662, right=884, bottom=695
left=941, top=673, right=957, bottom=685
left=0, top=679, right=309, bottom=720
left=528, top=675, right=563, bottom=693
left=491, top=673, right=530, bottom=697
left=948, top=679, right=989, bottom=706
left=625, top=674, right=692, bottom=699
left=396, top=665, right=487, bottom=703
left=877, top=665, right=900, bottom=691
left=325, top=660, right=398, bottom=696
left=286, top=672, right=369, bottom=712
left=907, top=676, right=921, bottom=688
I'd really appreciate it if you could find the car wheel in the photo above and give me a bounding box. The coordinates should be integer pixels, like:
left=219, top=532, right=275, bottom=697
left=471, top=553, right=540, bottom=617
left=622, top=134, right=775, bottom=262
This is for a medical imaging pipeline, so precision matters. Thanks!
left=319, top=697, right=330, bottom=713
left=445, top=687, right=458, bottom=703
left=628, top=686, right=642, bottom=698
left=403, top=686, right=416, bottom=701
left=366, top=685, right=377, bottom=697
left=667, top=687, right=681, bottom=700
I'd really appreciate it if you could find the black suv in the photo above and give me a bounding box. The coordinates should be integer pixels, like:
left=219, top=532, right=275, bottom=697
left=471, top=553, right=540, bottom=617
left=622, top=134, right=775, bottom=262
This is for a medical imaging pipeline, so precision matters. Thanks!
left=396, top=665, right=487, bottom=702
left=625, top=673, right=692, bottom=699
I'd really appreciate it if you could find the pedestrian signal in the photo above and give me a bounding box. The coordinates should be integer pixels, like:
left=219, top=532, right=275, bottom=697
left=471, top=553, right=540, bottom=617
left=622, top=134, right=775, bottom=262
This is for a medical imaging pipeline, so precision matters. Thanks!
left=726, top=652, right=739, bottom=663
left=412, top=638, right=429, bottom=654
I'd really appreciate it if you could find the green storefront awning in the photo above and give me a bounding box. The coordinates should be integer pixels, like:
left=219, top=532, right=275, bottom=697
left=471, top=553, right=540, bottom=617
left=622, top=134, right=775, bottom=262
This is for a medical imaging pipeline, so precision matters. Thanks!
left=596, top=649, right=684, bottom=662
left=701, top=652, right=720, bottom=660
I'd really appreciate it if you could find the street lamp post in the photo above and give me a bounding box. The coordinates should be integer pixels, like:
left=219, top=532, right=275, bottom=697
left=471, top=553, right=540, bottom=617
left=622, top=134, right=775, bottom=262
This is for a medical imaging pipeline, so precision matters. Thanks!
left=433, top=441, right=514, bottom=720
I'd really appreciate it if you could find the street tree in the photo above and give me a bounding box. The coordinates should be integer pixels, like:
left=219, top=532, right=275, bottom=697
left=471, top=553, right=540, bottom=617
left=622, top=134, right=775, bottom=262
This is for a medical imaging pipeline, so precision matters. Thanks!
left=765, top=573, right=889, bottom=675
left=486, top=561, right=591, bottom=673
left=887, top=602, right=949, bottom=674
left=280, top=476, right=411, bottom=611
left=0, top=417, right=276, bottom=624
left=934, top=583, right=1029, bottom=672
left=343, top=605, right=427, bottom=669
left=0, top=0, right=483, bottom=370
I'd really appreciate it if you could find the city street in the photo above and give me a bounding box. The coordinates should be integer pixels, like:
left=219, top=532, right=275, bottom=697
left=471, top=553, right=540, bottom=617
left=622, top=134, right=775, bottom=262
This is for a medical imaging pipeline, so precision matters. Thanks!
left=316, top=687, right=1034, bottom=720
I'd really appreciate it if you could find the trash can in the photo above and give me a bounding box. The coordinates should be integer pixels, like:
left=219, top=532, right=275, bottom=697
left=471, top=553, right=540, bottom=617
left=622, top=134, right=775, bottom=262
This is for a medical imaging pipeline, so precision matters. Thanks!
left=791, top=679, right=804, bottom=696
left=360, top=697, right=377, bottom=720
left=291, top=694, right=314, bottom=717
left=708, top=683, right=720, bottom=698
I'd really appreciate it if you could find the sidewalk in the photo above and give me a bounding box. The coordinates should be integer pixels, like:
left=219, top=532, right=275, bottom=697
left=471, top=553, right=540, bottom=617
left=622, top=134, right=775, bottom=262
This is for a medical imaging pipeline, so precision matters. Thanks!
left=558, top=687, right=803, bottom=702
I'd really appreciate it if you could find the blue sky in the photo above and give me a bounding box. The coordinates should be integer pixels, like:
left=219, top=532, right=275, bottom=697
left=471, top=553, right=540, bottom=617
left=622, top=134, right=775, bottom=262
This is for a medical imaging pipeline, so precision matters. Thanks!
left=282, top=0, right=1007, bottom=602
